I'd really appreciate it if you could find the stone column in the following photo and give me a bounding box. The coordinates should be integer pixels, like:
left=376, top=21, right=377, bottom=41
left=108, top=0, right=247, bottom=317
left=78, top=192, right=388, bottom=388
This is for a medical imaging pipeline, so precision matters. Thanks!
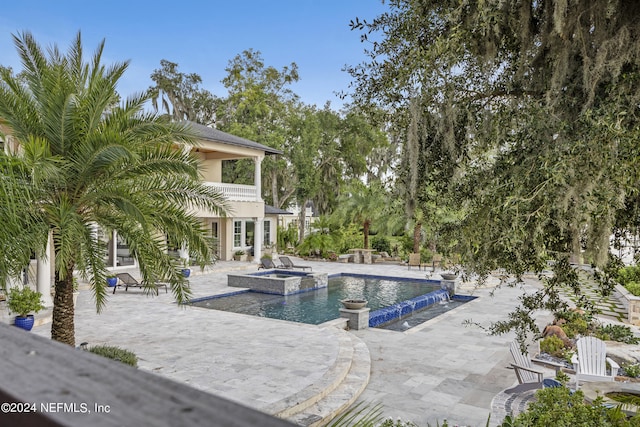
left=339, top=307, right=370, bottom=330
left=253, top=217, right=263, bottom=263
left=37, top=233, right=53, bottom=307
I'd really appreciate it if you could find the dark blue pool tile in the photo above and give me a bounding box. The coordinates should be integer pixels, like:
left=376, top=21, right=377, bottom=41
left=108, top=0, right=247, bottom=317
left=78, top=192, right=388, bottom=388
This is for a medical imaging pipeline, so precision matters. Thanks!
left=369, top=289, right=451, bottom=328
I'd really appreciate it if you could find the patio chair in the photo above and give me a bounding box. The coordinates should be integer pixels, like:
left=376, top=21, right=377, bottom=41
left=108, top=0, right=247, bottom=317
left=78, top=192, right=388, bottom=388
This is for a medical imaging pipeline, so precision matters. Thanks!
left=571, top=336, right=620, bottom=388
left=431, top=254, right=443, bottom=272
left=258, top=257, right=279, bottom=269
left=407, top=253, right=425, bottom=270
left=279, top=256, right=312, bottom=271
left=510, top=340, right=546, bottom=387
left=113, top=272, right=168, bottom=295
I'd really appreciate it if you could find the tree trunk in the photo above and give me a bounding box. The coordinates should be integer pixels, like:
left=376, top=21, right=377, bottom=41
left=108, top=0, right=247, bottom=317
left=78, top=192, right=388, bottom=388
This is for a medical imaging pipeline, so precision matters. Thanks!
left=298, top=200, right=307, bottom=245
left=413, top=222, right=422, bottom=254
left=271, top=169, right=279, bottom=209
left=51, top=265, right=75, bottom=346
left=363, top=220, right=370, bottom=249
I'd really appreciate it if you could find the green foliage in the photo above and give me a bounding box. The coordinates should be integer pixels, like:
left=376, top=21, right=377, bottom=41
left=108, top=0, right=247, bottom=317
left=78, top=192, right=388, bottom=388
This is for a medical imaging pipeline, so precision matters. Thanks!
left=539, top=336, right=567, bottom=358
left=0, top=32, right=226, bottom=345
left=371, top=236, right=391, bottom=254
left=7, top=286, right=45, bottom=317
left=277, top=224, right=298, bottom=251
left=617, top=266, right=640, bottom=287
left=502, top=385, right=640, bottom=426
left=327, top=402, right=384, bottom=427
left=616, top=266, right=640, bottom=296
left=563, top=320, right=589, bottom=339
left=148, top=59, right=218, bottom=125
left=626, top=283, right=640, bottom=297
left=553, top=310, right=594, bottom=338
left=623, top=364, right=640, bottom=378
left=398, top=233, right=414, bottom=256
left=595, top=324, right=640, bottom=345
left=88, top=345, right=138, bottom=367
left=297, top=232, right=336, bottom=258
left=348, top=0, right=640, bottom=343
left=335, top=224, right=365, bottom=254
left=332, top=180, right=390, bottom=249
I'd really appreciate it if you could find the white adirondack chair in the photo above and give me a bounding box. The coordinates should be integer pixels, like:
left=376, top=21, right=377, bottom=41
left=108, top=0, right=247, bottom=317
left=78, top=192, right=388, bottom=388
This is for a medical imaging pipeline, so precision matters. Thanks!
left=509, top=341, right=545, bottom=386
left=571, top=336, right=620, bottom=388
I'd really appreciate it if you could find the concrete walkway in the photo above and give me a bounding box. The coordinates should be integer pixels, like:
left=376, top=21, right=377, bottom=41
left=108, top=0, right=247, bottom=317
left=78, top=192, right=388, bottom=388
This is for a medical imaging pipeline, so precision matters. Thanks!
left=32, top=259, right=561, bottom=426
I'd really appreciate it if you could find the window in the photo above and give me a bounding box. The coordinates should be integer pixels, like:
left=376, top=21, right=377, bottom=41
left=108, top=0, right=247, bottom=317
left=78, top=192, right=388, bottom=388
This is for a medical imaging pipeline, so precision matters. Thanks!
left=211, top=221, right=220, bottom=257
left=116, top=234, right=135, bottom=266
left=245, top=221, right=254, bottom=246
left=263, top=220, right=271, bottom=246
left=233, top=221, right=242, bottom=247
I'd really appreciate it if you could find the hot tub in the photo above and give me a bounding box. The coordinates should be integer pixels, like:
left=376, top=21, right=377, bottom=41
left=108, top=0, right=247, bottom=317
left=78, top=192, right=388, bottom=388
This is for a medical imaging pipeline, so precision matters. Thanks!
left=227, top=269, right=328, bottom=295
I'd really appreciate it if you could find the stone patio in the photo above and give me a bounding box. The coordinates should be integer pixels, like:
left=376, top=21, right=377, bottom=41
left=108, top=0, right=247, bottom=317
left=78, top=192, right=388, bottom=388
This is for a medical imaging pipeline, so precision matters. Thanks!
left=29, top=259, right=637, bottom=426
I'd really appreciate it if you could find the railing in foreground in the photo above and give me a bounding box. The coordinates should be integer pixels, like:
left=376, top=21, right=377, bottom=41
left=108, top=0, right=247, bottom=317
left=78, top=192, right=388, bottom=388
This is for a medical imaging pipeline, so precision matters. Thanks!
left=0, top=323, right=295, bottom=427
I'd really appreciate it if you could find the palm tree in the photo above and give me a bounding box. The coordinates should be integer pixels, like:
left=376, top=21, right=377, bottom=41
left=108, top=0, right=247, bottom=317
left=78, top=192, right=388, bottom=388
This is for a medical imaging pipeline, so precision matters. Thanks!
left=333, top=180, right=388, bottom=249
left=0, top=32, right=227, bottom=346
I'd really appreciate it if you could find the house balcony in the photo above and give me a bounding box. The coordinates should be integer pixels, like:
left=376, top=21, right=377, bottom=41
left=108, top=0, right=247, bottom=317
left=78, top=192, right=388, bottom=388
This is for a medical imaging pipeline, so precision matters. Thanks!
left=206, top=182, right=259, bottom=202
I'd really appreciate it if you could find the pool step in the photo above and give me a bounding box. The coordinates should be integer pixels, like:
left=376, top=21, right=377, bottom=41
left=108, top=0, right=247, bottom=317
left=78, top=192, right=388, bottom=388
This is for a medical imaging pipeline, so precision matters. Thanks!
left=269, top=327, right=354, bottom=418
left=284, top=330, right=371, bottom=427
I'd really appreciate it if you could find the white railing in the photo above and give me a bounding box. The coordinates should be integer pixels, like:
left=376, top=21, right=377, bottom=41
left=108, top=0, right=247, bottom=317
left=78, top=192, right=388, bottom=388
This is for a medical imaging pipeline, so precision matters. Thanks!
left=206, top=182, right=258, bottom=202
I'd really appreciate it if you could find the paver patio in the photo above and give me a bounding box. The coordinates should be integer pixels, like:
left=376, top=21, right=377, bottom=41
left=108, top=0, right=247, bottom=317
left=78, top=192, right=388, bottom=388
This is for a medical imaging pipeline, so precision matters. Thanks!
left=30, top=259, right=632, bottom=426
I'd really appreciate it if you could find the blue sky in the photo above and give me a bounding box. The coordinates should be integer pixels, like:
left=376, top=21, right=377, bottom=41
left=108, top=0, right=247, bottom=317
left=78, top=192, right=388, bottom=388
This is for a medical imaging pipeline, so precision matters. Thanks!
left=0, top=1, right=387, bottom=109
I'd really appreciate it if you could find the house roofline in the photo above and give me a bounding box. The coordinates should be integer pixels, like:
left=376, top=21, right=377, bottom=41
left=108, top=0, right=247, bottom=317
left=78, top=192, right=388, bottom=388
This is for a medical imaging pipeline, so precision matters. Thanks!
left=185, top=121, right=282, bottom=155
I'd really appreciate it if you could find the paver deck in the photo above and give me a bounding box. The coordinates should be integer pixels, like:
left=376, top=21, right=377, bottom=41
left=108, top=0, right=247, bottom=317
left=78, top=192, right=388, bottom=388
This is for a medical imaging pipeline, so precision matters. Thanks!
left=30, top=259, right=634, bottom=426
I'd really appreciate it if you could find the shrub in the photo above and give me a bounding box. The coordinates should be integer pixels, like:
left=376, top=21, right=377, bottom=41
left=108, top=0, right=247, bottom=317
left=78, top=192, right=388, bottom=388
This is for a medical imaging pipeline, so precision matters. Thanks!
left=88, top=345, right=138, bottom=367
left=371, top=236, right=391, bottom=254
left=595, top=324, right=640, bottom=344
left=336, top=224, right=364, bottom=253
left=554, top=310, right=594, bottom=337
left=7, top=286, right=45, bottom=317
left=623, top=363, right=640, bottom=378
left=563, top=317, right=590, bottom=338
left=297, top=232, right=335, bottom=258
left=540, top=335, right=567, bottom=358
left=500, top=385, right=640, bottom=426
left=617, top=265, right=640, bottom=286
left=625, top=282, right=640, bottom=296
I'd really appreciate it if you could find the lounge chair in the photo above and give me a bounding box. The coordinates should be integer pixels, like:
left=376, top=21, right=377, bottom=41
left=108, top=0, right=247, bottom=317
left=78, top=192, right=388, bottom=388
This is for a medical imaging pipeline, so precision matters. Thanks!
left=258, top=257, right=280, bottom=269
left=279, top=256, right=312, bottom=271
left=571, top=336, right=619, bottom=388
left=113, top=272, right=168, bottom=295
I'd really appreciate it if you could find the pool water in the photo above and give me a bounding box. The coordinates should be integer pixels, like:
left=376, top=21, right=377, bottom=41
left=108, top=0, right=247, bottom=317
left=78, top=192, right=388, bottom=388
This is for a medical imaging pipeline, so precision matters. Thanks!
left=191, top=275, right=441, bottom=325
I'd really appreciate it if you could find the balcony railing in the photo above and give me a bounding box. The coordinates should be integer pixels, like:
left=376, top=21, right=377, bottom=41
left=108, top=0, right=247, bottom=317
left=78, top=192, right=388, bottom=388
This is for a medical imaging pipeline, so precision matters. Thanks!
left=206, top=182, right=258, bottom=202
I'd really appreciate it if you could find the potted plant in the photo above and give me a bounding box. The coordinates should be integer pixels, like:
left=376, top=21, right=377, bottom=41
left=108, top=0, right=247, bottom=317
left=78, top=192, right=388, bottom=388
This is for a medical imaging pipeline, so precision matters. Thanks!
left=180, top=259, right=191, bottom=277
left=233, top=250, right=246, bottom=261
left=7, top=286, right=45, bottom=331
left=106, top=274, right=118, bottom=287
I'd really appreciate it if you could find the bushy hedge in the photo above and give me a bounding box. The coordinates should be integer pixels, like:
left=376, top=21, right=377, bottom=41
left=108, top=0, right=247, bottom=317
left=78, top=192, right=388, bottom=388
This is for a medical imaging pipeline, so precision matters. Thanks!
left=500, top=383, right=640, bottom=426
left=88, top=345, right=138, bottom=367
left=371, top=236, right=391, bottom=254
left=617, top=266, right=640, bottom=296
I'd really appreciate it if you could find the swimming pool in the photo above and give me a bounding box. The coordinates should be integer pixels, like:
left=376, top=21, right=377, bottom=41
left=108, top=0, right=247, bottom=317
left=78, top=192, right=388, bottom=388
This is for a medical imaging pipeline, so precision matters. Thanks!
left=190, top=274, right=443, bottom=325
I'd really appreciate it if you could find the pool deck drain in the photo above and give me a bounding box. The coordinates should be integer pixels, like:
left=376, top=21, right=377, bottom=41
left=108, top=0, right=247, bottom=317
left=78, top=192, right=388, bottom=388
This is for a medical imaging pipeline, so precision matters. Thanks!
left=31, top=259, right=637, bottom=427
